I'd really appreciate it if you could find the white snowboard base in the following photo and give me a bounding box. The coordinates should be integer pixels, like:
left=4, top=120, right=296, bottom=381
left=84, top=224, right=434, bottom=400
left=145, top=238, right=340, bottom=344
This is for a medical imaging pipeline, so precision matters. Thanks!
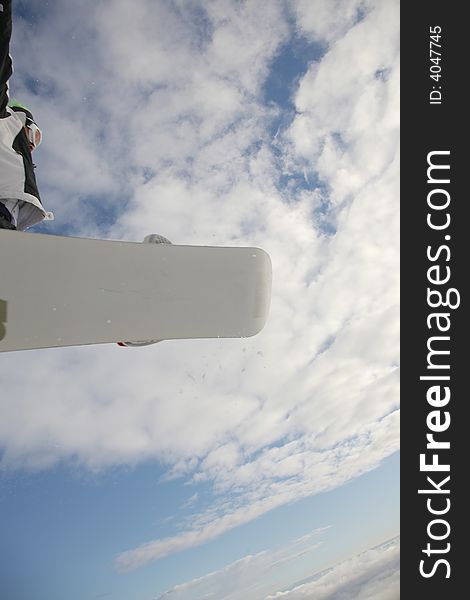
left=0, top=230, right=272, bottom=352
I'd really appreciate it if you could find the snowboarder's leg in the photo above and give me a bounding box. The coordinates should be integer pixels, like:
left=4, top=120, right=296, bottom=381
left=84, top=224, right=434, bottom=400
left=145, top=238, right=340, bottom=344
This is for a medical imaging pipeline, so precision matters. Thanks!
left=1, top=3, right=20, bottom=231
left=0, top=0, right=14, bottom=118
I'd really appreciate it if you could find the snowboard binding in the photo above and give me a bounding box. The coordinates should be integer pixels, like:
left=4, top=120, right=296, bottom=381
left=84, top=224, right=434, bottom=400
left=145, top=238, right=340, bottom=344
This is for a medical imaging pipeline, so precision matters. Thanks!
left=117, top=234, right=172, bottom=348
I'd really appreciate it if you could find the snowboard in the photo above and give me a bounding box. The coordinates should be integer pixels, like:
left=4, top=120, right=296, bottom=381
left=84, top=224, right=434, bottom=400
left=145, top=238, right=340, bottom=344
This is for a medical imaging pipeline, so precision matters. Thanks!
left=0, top=230, right=272, bottom=352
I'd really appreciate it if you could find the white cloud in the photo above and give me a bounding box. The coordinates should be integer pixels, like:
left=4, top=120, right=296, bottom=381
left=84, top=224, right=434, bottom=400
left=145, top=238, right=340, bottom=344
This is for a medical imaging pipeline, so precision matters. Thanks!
left=152, top=528, right=329, bottom=600
left=148, top=533, right=398, bottom=600
left=2, top=0, right=399, bottom=570
left=266, top=536, right=399, bottom=600
left=288, top=0, right=399, bottom=201
left=293, top=0, right=374, bottom=44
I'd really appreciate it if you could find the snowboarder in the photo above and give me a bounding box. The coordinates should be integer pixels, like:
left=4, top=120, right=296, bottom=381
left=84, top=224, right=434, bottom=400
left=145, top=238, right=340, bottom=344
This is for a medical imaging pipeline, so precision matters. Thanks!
left=0, top=0, right=53, bottom=230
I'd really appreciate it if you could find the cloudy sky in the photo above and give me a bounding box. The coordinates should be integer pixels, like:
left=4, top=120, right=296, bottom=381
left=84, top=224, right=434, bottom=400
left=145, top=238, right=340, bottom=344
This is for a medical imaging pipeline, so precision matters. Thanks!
left=0, top=1, right=399, bottom=599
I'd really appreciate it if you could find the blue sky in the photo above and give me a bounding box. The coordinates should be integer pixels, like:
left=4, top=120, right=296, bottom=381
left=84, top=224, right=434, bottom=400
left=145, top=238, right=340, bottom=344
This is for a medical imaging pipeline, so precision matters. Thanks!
left=0, top=453, right=399, bottom=599
left=1, top=1, right=399, bottom=599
